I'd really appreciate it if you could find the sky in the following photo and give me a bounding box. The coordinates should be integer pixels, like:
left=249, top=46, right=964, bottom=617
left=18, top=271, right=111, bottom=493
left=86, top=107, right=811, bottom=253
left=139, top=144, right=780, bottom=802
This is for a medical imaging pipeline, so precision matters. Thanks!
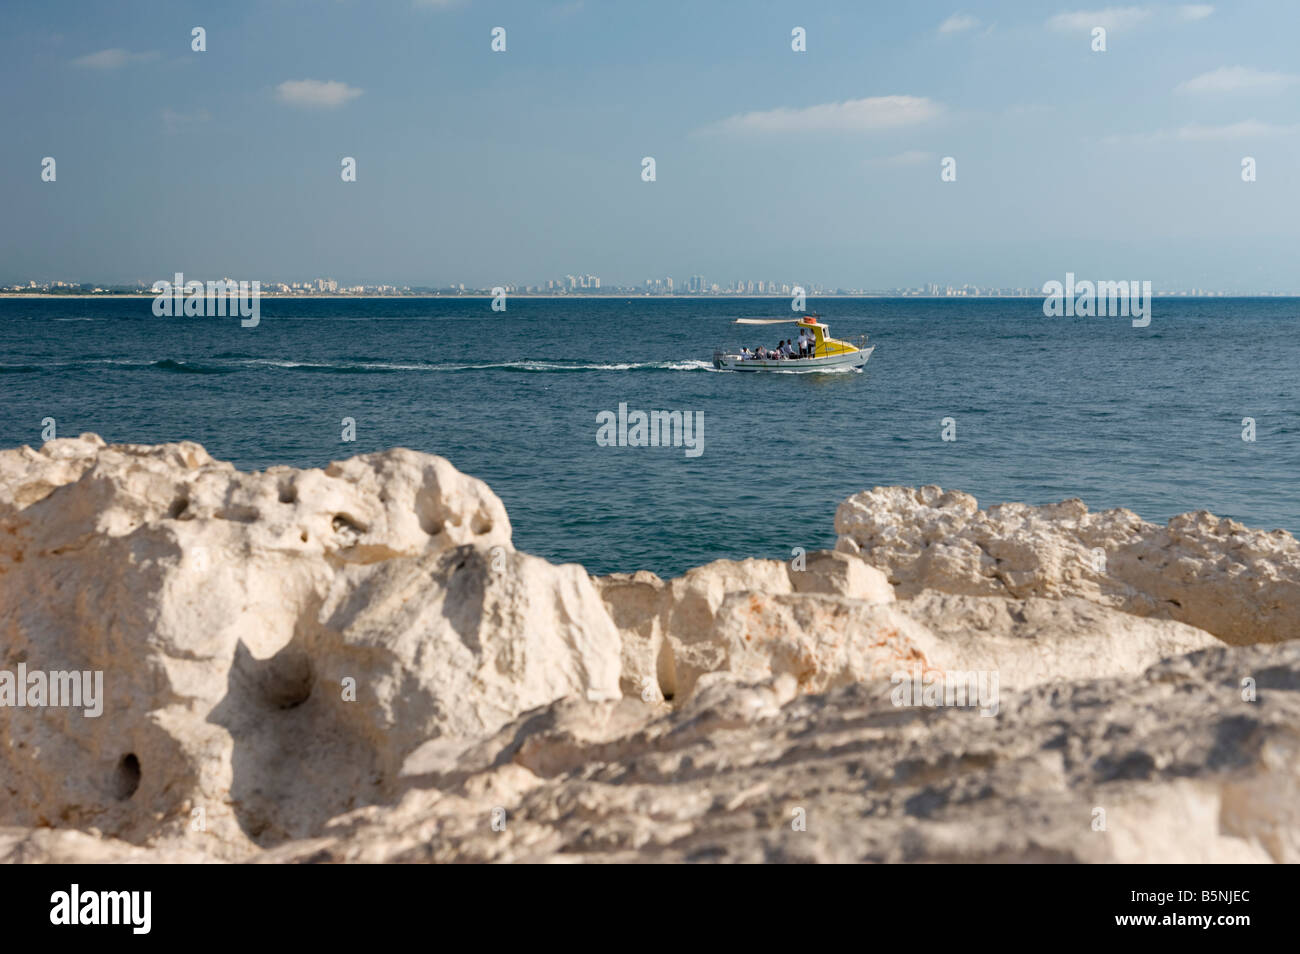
left=2, top=0, right=1300, bottom=290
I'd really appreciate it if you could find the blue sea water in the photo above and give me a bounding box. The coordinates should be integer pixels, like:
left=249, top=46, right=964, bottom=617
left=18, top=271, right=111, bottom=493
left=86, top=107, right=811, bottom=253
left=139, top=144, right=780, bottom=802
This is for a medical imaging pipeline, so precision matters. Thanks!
left=1, top=297, right=1296, bottom=576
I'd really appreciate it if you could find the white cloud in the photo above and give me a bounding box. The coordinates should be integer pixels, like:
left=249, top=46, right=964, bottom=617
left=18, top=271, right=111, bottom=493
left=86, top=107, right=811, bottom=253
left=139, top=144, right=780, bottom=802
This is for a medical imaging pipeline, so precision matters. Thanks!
left=72, top=48, right=158, bottom=69
left=1048, top=4, right=1213, bottom=31
left=1177, top=66, right=1299, bottom=93
left=1103, top=120, right=1299, bottom=144
left=1048, top=7, right=1154, bottom=32
left=701, top=95, right=942, bottom=135
left=1173, top=120, right=1296, bottom=140
left=275, top=79, right=363, bottom=109
left=938, top=13, right=979, bottom=34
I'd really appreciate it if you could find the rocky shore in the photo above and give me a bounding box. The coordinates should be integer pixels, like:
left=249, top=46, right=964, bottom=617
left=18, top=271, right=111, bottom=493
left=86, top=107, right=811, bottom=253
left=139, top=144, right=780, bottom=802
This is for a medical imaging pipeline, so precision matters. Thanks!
left=1, top=436, right=1296, bottom=863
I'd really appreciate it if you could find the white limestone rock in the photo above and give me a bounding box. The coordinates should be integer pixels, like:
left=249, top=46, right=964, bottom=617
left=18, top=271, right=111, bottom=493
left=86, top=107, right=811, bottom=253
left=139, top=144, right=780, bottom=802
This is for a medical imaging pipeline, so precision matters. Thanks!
left=836, top=485, right=1300, bottom=644
left=3, top=438, right=1298, bottom=865
left=0, top=435, right=618, bottom=859
left=596, top=551, right=896, bottom=702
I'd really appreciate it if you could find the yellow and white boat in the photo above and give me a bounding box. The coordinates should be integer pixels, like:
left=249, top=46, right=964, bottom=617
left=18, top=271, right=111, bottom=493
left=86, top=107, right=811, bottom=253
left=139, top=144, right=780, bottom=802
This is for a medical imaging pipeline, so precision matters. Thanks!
left=713, top=314, right=873, bottom=372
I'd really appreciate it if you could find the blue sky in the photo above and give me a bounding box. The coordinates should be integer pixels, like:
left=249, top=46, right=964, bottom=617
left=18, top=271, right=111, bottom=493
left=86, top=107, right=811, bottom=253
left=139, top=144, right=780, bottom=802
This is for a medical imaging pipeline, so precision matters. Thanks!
left=3, top=0, right=1299, bottom=290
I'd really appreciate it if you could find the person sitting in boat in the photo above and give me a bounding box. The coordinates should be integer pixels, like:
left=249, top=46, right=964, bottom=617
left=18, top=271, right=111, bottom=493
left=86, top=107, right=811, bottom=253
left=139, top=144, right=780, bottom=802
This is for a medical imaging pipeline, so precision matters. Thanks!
left=782, top=340, right=796, bottom=359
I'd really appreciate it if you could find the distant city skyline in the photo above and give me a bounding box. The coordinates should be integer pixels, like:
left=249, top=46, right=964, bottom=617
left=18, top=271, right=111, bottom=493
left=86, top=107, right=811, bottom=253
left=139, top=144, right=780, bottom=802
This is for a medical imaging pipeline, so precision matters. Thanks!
left=2, top=274, right=1284, bottom=298
left=3, top=2, right=1300, bottom=293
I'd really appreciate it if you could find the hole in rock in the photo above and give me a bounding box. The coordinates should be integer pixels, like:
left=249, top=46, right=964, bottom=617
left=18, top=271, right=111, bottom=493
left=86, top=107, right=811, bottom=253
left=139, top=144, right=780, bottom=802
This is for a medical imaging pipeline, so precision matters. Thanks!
left=332, top=514, right=366, bottom=536
left=216, top=505, right=260, bottom=523
left=656, top=636, right=677, bottom=703
left=279, top=482, right=298, bottom=504
left=113, top=754, right=141, bottom=800
left=260, top=649, right=314, bottom=710
left=167, top=496, right=189, bottom=519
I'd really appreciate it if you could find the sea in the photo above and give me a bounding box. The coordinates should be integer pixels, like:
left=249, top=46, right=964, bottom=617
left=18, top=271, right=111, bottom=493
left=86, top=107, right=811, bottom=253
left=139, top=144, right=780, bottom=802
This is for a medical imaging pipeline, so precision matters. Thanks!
left=1, top=296, right=1296, bottom=577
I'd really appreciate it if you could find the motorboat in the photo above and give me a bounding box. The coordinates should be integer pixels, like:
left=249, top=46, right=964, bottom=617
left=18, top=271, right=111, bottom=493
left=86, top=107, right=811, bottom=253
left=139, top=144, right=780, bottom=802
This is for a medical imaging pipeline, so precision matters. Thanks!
left=712, top=314, right=872, bottom=372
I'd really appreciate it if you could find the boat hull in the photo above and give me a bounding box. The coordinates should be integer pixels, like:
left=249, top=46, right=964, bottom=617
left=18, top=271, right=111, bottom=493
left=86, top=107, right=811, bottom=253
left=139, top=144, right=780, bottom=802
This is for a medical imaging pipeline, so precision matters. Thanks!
left=713, top=346, right=873, bottom=372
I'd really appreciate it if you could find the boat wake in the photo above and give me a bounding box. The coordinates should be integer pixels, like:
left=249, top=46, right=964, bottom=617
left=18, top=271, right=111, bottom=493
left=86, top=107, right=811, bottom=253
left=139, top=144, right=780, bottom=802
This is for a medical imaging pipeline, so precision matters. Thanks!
left=715, top=365, right=863, bottom=375
left=240, top=358, right=722, bottom=373
left=0, top=357, right=725, bottom=375
left=0, top=357, right=874, bottom=376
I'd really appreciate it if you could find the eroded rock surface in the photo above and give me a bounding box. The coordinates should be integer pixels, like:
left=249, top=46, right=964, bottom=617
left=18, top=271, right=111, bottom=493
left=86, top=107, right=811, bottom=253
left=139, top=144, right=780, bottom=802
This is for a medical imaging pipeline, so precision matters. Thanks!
left=0, top=436, right=618, bottom=859
left=0, top=440, right=1296, bottom=863
left=260, top=640, right=1299, bottom=864
left=835, top=485, right=1300, bottom=644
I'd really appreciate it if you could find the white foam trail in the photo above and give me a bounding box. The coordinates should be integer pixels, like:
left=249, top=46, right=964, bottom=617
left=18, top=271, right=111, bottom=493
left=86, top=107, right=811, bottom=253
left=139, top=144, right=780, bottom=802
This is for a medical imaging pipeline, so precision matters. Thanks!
left=57, top=357, right=726, bottom=373
left=242, top=358, right=721, bottom=372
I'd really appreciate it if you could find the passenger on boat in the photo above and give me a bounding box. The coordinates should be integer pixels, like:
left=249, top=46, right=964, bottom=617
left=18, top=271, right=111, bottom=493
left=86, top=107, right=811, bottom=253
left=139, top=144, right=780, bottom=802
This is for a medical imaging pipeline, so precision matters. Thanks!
left=800, top=329, right=812, bottom=358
